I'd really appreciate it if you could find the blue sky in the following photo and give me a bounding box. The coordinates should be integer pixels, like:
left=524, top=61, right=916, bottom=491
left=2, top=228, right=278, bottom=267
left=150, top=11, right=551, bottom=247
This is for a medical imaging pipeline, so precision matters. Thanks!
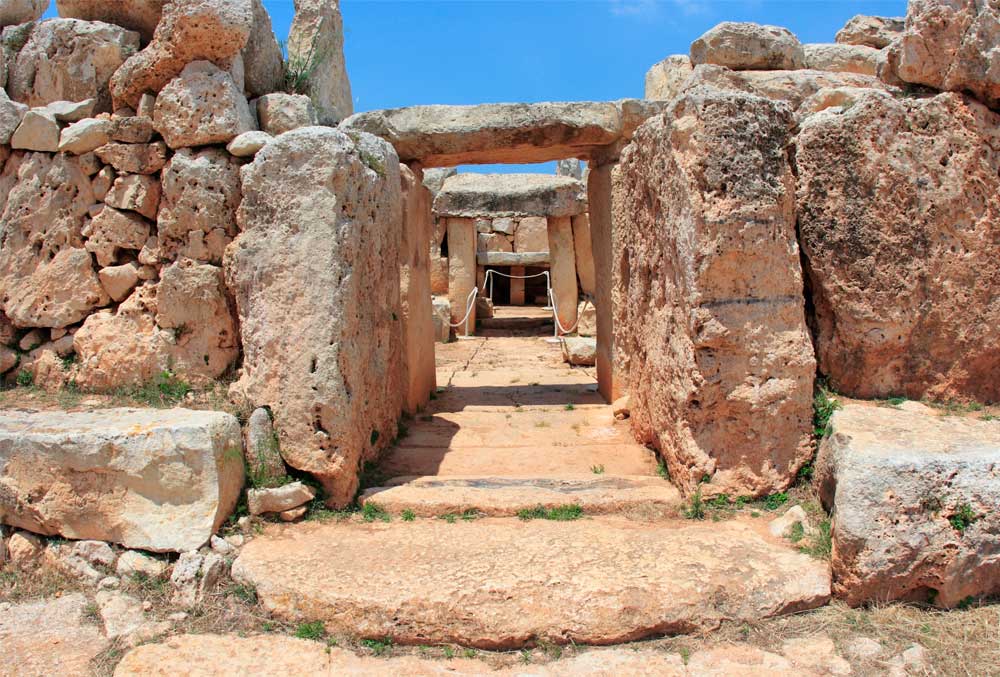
left=46, top=0, right=908, bottom=172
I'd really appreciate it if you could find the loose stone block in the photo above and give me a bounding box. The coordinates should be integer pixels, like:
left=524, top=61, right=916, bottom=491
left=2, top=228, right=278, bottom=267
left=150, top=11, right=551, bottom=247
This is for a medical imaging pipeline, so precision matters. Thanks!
left=0, top=408, right=244, bottom=552
left=817, top=403, right=1000, bottom=607
left=613, top=89, right=815, bottom=497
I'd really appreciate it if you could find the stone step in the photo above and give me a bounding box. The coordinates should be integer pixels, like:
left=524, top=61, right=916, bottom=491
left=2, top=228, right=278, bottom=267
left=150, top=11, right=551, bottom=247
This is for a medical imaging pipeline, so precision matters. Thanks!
left=478, top=315, right=553, bottom=330
left=379, top=443, right=658, bottom=477
left=360, top=475, right=682, bottom=517
left=232, top=517, right=831, bottom=649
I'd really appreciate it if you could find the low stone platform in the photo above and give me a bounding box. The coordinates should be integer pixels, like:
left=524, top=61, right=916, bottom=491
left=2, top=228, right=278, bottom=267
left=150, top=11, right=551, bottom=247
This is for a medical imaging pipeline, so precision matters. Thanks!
left=113, top=633, right=852, bottom=676
left=339, top=99, right=667, bottom=166
left=361, top=475, right=681, bottom=517
left=232, top=517, right=830, bottom=649
left=1, top=593, right=109, bottom=676
left=817, top=402, right=1000, bottom=607
left=0, top=408, right=244, bottom=552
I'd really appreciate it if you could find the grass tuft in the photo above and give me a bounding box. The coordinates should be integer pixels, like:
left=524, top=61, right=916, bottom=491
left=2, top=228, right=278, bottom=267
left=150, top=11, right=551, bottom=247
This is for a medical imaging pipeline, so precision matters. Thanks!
left=517, top=504, right=583, bottom=521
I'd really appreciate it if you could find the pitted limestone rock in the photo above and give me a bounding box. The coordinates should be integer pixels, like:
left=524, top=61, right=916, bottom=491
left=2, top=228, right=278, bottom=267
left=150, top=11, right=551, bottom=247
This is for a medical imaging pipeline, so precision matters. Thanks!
left=434, top=173, right=587, bottom=218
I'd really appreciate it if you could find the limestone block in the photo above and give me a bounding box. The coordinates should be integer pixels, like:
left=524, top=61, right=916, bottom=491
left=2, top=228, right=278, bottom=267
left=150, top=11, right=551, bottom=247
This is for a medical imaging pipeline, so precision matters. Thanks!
left=429, top=252, right=448, bottom=296
left=0, top=89, right=27, bottom=144
left=224, top=127, right=404, bottom=506
left=547, top=216, right=578, bottom=335
left=613, top=89, right=815, bottom=497
left=91, top=165, right=114, bottom=199
left=556, top=157, right=584, bottom=179
left=577, top=299, right=596, bottom=337
left=897, top=0, right=1000, bottom=109
left=109, top=0, right=254, bottom=109
left=645, top=54, right=693, bottom=100
left=256, top=92, right=316, bottom=136
left=562, top=337, right=596, bottom=366
left=8, top=18, right=139, bottom=113
left=690, top=22, right=805, bottom=71
left=492, top=217, right=515, bottom=234
left=153, top=61, right=255, bottom=149
left=796, top=92, right=1000, bottom=402
left=287, top=0, right=352, bottom=125
left=157, top=146, right=242, bottom=263
left=226, top=129, right=271, bottom=157
left=55, top=0, right=165, bottom=43
left=94, top=140, right=168, bottom=174
left=9, top=108, right=58, bottom=151
left=399, top=163, right=436, bottom=413
left=247, top=481, right=315, bottom=515
left=244, top=407, right=286, bottom=484
left=514, top=215, right=549, bottom=253
left=571, top=213, right=595, bottom=297
left=477, top=232, right=512, bottom=253
left=421, top=166, right=455, bottom=196
left=110, top=114, right=154, bottom=143
left=116, top=550, right=166, bottom=578
left=803, top=43, right=880, bottom=76
left=835, top=15, right=904, bottom=49
left=59, top=117, right=112, bottom=154
left=0, top=593, right=109, bottom=676
left=242, top=0, right=283, bottom=97
left=431, top=296, right=450, bottom=343
left=0, top=152, right=108, bottom=328
left=0, top=0, right=47, bottom=27
left=0, top=345, right=17, bottom=373
left=817, top=403, right=1000, bottom=606
left=104, top=173, right=160, bottom=219
left=0, top=408, right=244, bottom=552
left=170, top=551, right=224, bottom=606
left=98, top=262, right=140, bottom=302
left=434, top=172, right=587, bottom=219
left=85, top=206, right=151, bottom=266
left=446, top=217, right=477, bottom=337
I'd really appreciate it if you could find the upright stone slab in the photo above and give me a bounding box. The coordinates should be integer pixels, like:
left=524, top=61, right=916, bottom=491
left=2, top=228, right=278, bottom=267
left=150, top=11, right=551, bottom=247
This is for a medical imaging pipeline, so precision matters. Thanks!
left=288, top=0, right=352, bottom=125
left=224, top=127, right=404, bottom=506
left=572, top=213, right=596, bottom=297
left=817, top=403, right=1000, bottom=607
left=446, top=217, right=476, bottom=337
left=0, top=408, right=244, bottom=552
left=613, top=88, right=815, bottom=497
left=547, top=216, right=578, bottom=334
left=399, top=163, right=436, bottom=413
left=586, top=162, right=619, bottom=402
left=796, top=92, right=1000, bottom=402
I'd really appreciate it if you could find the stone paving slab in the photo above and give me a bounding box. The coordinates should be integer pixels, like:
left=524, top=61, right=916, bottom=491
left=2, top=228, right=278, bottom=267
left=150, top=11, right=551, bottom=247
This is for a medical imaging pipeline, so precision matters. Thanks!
left=232, top=517, right=831, bottom=649
left=1, top=593, right=109, bottom=677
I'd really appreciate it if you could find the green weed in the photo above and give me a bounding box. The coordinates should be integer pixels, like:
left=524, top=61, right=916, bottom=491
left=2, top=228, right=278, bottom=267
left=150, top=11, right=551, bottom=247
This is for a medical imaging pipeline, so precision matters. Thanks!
left=683, top=488, right=705, bottom=520
left=517, top=504, right=583, bottom=521
left=294, top=621, right=326, bottom=641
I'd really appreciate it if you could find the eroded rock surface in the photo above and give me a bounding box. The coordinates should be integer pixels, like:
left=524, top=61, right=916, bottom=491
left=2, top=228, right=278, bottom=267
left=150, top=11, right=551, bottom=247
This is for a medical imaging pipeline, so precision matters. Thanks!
left=1, top=593, right=109, bottom=676
left=287, top=0, right=352, bottom=124
left=613, top=88, right=815, bottom=497
left=54, top=0, right=165, bottom=43
left=796, top=91, right=1000, bottom=401
left=690, top=22, right=805, bottom=70
left=835, top=15, right=904, bottom=49
left=224, top=127, right=404, bottom=506
left=153, top=61, right=255, bottom=149
left=434, top=173, right=587, bottom=218
left=817, top=403, right=1000, bottom=607
left=0, top=407, right=243, bottom=552
left=232, top=517, right=830, bottom=648
left=0, top=0, right=47, bottom=27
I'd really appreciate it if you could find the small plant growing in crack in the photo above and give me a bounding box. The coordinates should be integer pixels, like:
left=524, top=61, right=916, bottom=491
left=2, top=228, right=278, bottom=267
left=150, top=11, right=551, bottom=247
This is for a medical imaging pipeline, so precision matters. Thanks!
left=294, top=621, right=326, bottom=641
left=401, top=509, right=415, bottom=522
left=683, top=488, right=705, bottom=520
left=591, top=464, right=605, bottom=475
left=361, top=502, right=391, bottom=523
left=949, top=503, right=979, bottom=533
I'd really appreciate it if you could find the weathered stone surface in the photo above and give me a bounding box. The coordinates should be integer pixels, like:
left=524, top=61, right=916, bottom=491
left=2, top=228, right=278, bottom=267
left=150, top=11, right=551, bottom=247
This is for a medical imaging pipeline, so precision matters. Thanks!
left=170, top=550, right=224, bottom=606
left=58, top=116, right=111, bottom=153
left=226, top=129, right=270, bottom=156
left=0, top=152, right=109, bottom=328
left=548, top=215, right=578, bottom=333
left=431, top=296, right=450, bottom=343
left=477, top=232, right=511, bottom=253
left=679, top=64, right=890, bottom=111
left=224, top=127, right=404, bottom=506
left=434, top=173, right=587, bottom=218
left=446, top=217, right=477, bottom=335
left=572, top=213, right=596, bottom=297
left=577, top=299, right=596, bottom=337
left=244, top=407, right=286, bottom=483
left=10, top=107, right=57, bottom=150
left=556, top=157, right=584, bottom=179
left=817, top=403, right=1000, bottom=607
left=512, top=214, right=548, bottom=253
left=0, top=345, right=17, bottom=373
left=247, top=481, right=315, bottom=515
left=104, top=173, right=160, bottom=219
left=399, top=164, right=436, bottom=413
left=115, top=633, right=854, bottom=676
left=287, top=0, right=352, bottom=125
left=9, top=18, right=139, bottom=113
left=836, top=15, right=904, bottom=49
left=1, top=593, right=110, bottom=676
left=803, top=43, right=880, bottom=76
left=614, top=89, right=815, bottom=497
left=74, top=261, right=239, bottom=389
left=256, top=92, right=316, bottom=136
left=897, top=0, right=1000, bottom=108
left=233, top=517, right=829, bottom=648
left=422, top=166, right=456, bottom=196
left=241, top=0, right=283, bottom=97
left=561, top=336, right=595, bottom=366
left=645, top=54, right=694, bottom=100
left=340, top=99, right=667, bottom=166
left=796, top=92, right=1000, bottom=401
left=116, top=549, right=167, bottom=578
left=153, top=61, right=255, bottom=149
left=110, top=114, right=154, bottom=143
left=98, top=262, right=140, bottom=301
left=0, top=0, right=47, bottom=27
left=0, top=408, right=243, bottom=552
left=55, top=0, right=164, bottom=43
left=94, top=140, right=168, bottom=174
left=85, top=206, right=151, bottom=266
left=45, top=97, right=94, bottom=121
left=109, top=0, right=254, bottom=108
left=157, top=146, right=242, bottom=263
left=0, top=89, right=27, bottom=144
left=690, top=22, right=805, bottom=71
